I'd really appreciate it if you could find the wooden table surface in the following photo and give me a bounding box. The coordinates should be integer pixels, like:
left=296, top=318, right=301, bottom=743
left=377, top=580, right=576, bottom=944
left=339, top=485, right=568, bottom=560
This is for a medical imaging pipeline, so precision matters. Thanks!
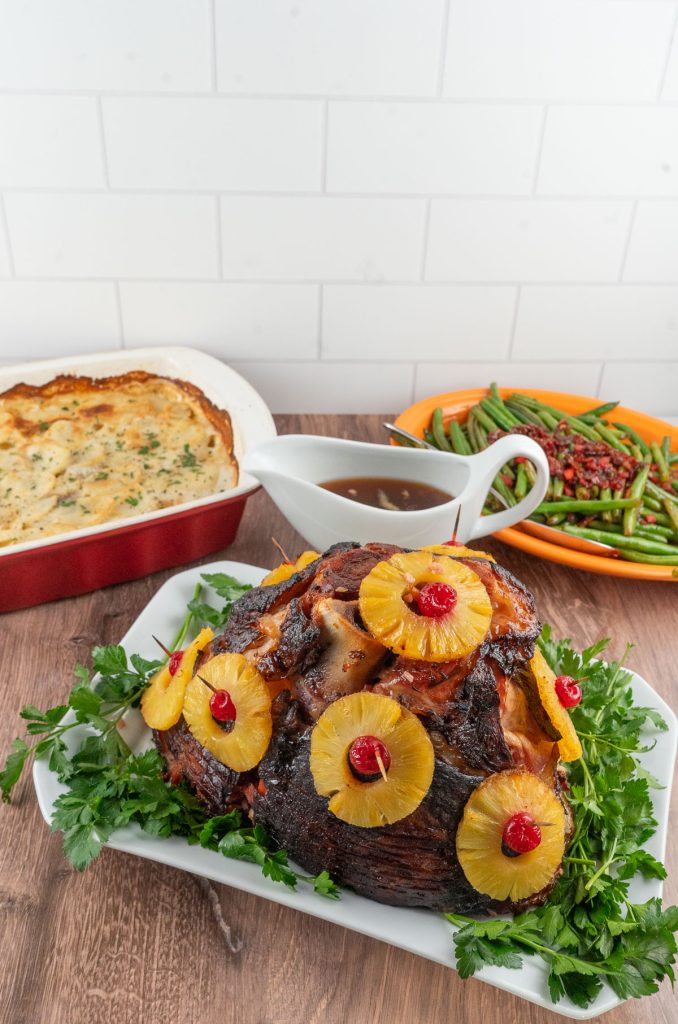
left=1, top=414, right=676, bottom=1024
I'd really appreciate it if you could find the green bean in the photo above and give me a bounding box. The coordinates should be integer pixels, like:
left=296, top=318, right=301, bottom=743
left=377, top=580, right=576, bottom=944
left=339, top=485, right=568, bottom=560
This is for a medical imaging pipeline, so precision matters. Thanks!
left=493, top=476, right=516, bottom=507
left=472, top=403, right=498, bottom=434
left=642, top=494, right=663, bottom=512
left=481, top=396, right=518, bottom=430
left=647, top=480, right=678, bottom=507
left=489, top=382, right=504, bottom=405
left=618, top=550, right=678, bottom=566
left=509, top=394, right=600, bottom=440
left=613, top=422, right=650, bottom=457
left=504, top=400, right=544, bottom=426
left=622, top=464, right=649, bottom=536
left=662, top=497, right=678, bottom=535
left=546, top=512, right=567, bottom=526
left=594, top=422, right=630, bottom=454
left=449, top=418, right=472, bottom=455
left=535, top=497, right=640, bottom=515
left=562, top=525, right=678, bottom=556
left=578, top=401, right=619, bottom=422
left=662, top=435, right=671, bottom=466
left=599, top=486, right=613, bottom=523
left=514, top=463, right=528, bottom=500
left=423, top=428, right=436, bottom=447
left=431, top=407, right=452, bottom=451
left=552, top=477, right=565, bottom=499
left=670, top=453, right=678, bottom=465
left=650, top=442, right=670, bottom=482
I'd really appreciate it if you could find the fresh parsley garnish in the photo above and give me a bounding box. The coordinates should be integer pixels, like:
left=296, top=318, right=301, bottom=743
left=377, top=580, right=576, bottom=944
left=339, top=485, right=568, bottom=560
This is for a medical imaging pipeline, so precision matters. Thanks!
left=0, top=579, right=337, bottom=902
left=187, top=572, right=252, bottom=630
left=447, top=627, right=677, bottom=1008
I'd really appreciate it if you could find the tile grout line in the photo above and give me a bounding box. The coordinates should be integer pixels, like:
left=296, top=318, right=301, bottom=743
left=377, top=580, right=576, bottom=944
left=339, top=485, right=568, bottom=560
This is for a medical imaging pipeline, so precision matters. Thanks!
left=0, top=194, right=16, bottom=276
left=96, top=95, right=111, bottom=188
left=507, top=285, right=522, bottom=358
left=596, top=362, right=606, bottom=398
left=656, top=2, right=678, bottom=101
left=320, top=99, right=329, bottom=191
left=114, top=280, right=125, bottom=347
left=419, top=198, right=432, bottom=281
left=0, top=186, right=663, bottom=202
left=5, top=276, right=678, bottom=288
left=617, top=199, right=639, bottom=282
left=530, top=105, right=549, bottom=195
left=316, top=284, right=324, bottom=359
left=214, top=195, right=224, bottom=278
left=435, top=0, right=452, bottom=97
left=3, top=88, right=678, bottom=107
left=210, top=0, right=218, bottom=93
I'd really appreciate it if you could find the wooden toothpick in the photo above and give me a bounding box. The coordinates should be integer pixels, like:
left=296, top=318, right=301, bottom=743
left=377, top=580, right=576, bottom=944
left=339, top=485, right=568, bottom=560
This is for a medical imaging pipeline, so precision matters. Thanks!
left=152, top=634, right=172, bottom=657
left=375, top=751, right=388, bottom=783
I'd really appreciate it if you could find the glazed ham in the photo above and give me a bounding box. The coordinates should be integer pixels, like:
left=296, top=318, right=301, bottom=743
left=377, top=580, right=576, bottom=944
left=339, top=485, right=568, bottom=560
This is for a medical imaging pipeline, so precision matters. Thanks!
left=154, top=542, right=570, bottom=913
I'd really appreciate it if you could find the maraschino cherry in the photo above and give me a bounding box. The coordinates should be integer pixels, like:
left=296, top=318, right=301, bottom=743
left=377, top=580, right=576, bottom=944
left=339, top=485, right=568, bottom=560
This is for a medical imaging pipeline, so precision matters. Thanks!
left=348, top=735, right=391, bottom=782
left=210, top=689, right=237, bottom=724
left=502, top=812, right=542, bottom=857
left=168, top=650, right=184, bottom=676
left=554, top=675, right=582, bottom=708
left=416, top=581, right=458, bottom=618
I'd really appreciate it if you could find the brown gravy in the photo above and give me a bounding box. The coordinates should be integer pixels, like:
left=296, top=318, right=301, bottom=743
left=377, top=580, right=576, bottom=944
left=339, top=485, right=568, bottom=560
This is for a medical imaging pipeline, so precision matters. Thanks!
left=320, top=477, right=451, bottom=512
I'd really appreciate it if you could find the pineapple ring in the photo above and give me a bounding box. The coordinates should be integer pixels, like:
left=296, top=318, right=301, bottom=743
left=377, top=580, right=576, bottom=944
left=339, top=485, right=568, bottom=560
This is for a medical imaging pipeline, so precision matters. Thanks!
left=140, top=627, right=214, bottom=731
left=421, top=544, right=496, bottom=562
left=528, top=649, right=583, bottom=762
left=261, top=550, right=320, bottom=586
left=310, top=692, right=434, bottom=828
left=456, top=769, right=566, bottom=902
left=182, top=653, right=272, bottom=772
left=358, top=550, right=492, bottom=662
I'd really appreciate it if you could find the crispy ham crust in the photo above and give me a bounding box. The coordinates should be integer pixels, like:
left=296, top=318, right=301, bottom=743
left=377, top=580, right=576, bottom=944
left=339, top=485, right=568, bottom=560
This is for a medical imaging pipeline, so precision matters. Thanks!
left=0, top=370, right=237, bottom=548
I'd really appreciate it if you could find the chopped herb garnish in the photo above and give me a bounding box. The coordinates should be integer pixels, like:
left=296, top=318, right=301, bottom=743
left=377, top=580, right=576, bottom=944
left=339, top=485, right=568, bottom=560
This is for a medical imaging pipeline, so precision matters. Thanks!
left=95, top=471, right=109, bottom=481
left=125, top=496, right=140, bottom=507
left=180, top=443, right=198, bottom=468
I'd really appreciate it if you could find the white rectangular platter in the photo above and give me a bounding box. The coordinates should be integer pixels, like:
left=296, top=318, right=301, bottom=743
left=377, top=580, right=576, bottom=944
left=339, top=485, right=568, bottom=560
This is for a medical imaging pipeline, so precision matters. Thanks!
left=33, top=561, right=678, bottom=1020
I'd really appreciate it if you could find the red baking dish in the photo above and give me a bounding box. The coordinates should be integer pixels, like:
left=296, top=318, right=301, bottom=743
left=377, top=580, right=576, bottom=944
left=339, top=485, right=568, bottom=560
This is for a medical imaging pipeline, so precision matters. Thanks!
left=0, top=347, right=275, bottom=612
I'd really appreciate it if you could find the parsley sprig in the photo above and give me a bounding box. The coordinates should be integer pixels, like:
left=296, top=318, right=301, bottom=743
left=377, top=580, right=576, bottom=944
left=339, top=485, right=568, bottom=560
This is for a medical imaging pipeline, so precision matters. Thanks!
left=0, top=577, right=338, bottom=900
left=447, top=628, right=677, bottom=1008
left=187, top=571, right=252, bottom=629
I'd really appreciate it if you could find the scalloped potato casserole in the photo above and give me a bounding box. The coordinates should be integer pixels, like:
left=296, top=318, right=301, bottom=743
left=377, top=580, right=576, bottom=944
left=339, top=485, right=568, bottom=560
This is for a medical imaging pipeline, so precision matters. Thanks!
left=0, top=371, right=238, bottom=548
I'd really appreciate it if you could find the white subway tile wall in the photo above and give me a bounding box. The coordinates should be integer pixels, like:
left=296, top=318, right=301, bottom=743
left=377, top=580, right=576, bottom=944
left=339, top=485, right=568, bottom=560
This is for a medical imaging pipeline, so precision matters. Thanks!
left=0, top=0, right=676, bottom=414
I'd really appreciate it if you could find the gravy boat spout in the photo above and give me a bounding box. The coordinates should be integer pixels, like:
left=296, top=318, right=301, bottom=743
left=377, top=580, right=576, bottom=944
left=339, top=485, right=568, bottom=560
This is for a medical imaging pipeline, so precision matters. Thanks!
left=243, top=435, right=549, bottom=552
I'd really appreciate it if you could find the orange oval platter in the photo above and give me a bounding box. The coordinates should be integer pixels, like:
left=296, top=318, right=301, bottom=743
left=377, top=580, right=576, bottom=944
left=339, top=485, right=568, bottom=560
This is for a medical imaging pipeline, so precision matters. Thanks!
left=395, top=387, right=678, bottom=582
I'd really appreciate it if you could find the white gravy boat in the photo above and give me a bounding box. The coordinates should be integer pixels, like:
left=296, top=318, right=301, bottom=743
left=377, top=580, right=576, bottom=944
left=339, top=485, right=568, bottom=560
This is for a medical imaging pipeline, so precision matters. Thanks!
left=243, top=434, right=549, bottom=551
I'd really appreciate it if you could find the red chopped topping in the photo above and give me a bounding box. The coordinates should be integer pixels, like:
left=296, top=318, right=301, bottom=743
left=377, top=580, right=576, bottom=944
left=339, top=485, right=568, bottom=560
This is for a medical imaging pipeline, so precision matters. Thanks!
left=502, top=812, right=542, bottom=854
left=486, top=424, right=642, bottom=496
left=644, top=514, right=657, bottom=524
left=416, top=582, right=457, bottom=618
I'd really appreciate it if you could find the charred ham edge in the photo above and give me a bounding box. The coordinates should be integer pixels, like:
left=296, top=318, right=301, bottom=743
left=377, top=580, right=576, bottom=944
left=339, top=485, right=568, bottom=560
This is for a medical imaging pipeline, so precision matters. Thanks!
left=253, top=692, right=561, bottom=914
left=154, top=719, right=247, bottom=819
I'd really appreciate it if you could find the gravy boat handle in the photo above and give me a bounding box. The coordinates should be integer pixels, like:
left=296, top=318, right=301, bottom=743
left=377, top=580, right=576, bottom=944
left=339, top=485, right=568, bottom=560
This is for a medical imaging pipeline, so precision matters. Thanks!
left=460, top=435, right=550, bottom=541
